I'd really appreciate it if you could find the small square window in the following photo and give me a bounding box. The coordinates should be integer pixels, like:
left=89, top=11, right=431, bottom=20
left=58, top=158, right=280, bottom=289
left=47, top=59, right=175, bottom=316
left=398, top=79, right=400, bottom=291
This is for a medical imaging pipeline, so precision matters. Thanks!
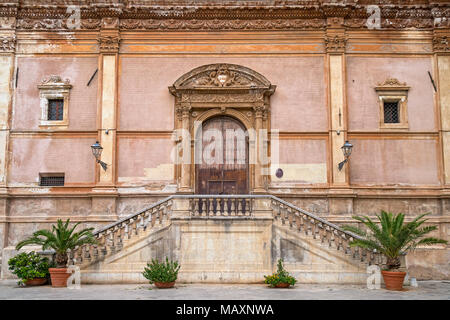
left=39, top=173, right=65, bottom=186
left=38, top=75, right=71, bottom=127
left=47, top=99, right=64, bottom=121
left=383, top=101, right=400, bottom=123
left=375, top=78, right=409, bottom=130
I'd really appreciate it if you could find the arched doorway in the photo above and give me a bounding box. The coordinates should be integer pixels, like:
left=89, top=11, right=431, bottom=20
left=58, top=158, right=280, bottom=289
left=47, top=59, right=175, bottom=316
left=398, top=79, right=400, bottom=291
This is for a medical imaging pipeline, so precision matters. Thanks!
left=169, top=63, right=276, bottom=193
left=195, top=116, right=249, bottom=194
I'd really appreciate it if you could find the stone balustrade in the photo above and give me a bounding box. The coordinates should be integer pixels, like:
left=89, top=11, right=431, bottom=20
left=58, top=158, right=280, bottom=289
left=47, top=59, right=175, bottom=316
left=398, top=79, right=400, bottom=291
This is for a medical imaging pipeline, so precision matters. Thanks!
left=70, top=194, right=384, bottom=268
left=270, top=197, right=384, bottom=266
left=70, top=197, right=173, bottom=266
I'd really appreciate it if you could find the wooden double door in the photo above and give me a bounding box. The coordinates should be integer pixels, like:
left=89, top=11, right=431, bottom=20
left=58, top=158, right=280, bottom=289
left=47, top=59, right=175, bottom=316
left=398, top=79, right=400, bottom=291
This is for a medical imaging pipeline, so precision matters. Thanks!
left=196, top=116, right=249, bottom=194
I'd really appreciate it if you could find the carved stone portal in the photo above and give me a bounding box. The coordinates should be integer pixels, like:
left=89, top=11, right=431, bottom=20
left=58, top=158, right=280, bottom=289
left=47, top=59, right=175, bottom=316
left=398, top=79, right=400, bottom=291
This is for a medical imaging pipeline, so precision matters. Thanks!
left=169, top=63, right=276, bottom=194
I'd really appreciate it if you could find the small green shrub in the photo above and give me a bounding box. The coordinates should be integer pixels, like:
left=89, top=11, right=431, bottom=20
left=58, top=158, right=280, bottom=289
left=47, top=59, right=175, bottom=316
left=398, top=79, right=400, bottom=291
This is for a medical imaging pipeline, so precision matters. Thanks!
left=264, top=259, right=297, bottom=287
left=8, top=251, right=53, bottom=285
left=142, top=257, right=180, bottom=284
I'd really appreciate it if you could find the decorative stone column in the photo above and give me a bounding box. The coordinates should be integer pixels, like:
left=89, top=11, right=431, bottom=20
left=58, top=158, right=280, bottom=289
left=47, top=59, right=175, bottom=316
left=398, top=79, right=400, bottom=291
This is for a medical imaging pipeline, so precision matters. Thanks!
left=253, top=104, right=266, bottom=193
left=179, top=102, right=192, bottom=193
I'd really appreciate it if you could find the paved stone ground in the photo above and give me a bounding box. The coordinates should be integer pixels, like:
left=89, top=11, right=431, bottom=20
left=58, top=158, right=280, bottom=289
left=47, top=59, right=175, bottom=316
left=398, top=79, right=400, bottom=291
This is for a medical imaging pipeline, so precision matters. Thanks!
left=0, top=280, right=449, bottom=300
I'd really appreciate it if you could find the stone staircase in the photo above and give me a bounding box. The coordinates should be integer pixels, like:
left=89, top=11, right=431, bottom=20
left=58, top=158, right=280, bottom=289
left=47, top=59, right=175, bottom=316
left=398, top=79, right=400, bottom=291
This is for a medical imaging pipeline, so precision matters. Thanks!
left=71, top=195, right=384, bottom=284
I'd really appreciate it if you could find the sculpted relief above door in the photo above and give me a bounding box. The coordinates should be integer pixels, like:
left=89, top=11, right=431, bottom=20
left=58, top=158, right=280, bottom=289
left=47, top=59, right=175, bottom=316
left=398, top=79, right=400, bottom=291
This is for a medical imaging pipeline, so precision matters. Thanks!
left=169, top=64, right=276, bottom=194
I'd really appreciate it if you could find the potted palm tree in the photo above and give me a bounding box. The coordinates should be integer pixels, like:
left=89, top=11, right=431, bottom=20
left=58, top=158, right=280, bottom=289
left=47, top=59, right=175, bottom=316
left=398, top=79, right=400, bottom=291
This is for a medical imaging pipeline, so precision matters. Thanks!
left=342, top=211, right=448, bottom=291
left=15, top=219, right=97, bottom=287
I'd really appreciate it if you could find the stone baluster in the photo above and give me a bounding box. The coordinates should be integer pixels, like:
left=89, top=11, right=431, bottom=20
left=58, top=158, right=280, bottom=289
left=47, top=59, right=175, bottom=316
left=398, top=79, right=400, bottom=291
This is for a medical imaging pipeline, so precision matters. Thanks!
left=151, top=208, right=157, bottom=227
left=231, top=198, right=236, bottom=216
left=311, top=222, right=317, bottom=239
left=320, top=226, right=327, bottom=244
left=245, top=199, right=251, bottom=215
left=124, top=223, right=130, bottom=240
left=83, top=245, right=91, bottom=262
left=156, top=206, right=164, bottom=226
left=294, top=213, right=301, bottom=232
left=193, top=198, right=199, bottom=216
left=130, top=218, right=137, bottom=235
left=207, top=198, right=213, bottom=216
left=287, top=208, right=293, bottom=227
left=73, top=247, right=81, bottom=264
left=109, top=230, right=116, bottom=253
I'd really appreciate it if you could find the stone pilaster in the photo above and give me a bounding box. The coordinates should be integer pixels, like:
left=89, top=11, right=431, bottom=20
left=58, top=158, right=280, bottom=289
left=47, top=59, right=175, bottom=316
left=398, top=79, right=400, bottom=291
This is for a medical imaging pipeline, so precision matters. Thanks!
left=0, top=27, right=15, bottom=265
left=435, top=33, right=450, bottom=187
left=92, top=28, right=120, bottom=220
left=253, top=104, right=266, bottom=193
left=326, top=20, right=354, bottom=215
left=179, top=103, right=192, bottom=193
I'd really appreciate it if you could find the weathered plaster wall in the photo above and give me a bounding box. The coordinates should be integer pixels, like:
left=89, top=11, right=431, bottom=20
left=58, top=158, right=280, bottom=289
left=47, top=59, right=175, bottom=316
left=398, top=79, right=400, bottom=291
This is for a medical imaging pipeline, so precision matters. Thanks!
left=12, top=57, right=98, bottom=131
left=117, top=137, right=175, bottom=184
left=271, top=138, right=327, bottom=184
left=119, top=56, right=326, bottom=132
left=349, top=138, right=440, bottom=185
left=346, top=56, right=436, bottom=132
left=8, top=137, right=96, bottom=185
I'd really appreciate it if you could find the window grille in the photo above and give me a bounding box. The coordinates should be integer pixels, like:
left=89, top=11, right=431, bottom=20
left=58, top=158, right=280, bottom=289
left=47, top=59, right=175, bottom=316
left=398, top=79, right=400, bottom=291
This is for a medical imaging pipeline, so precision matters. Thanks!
left=383, top=101, right=400, bottom=123
left=39, top=174, right=65, bottom=186
left=47, top=99, right=64, bottom=121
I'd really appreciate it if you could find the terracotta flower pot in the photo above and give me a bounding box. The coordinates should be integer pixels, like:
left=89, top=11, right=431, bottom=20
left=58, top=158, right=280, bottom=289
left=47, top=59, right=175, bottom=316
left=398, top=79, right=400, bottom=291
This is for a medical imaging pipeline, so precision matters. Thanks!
left=274, top=283, right=290, bottom=288
left=154, top=281, right=175, bottom=288
left=382, top=270, right=406, bottom=291
left=49, top=268, right=71, bottom=288
left=24, top=278, right=47, bottom=286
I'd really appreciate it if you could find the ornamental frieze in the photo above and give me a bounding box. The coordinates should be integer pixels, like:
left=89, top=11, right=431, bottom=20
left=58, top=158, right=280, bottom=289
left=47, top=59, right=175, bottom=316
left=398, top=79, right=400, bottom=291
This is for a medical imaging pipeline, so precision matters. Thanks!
left=16, top=18, right=102, bottom=30
left=180, top=93, right=265, bottom=104
left=1, top=1, right=448, bottom=31
left=119, top=18, right=326, bottom=31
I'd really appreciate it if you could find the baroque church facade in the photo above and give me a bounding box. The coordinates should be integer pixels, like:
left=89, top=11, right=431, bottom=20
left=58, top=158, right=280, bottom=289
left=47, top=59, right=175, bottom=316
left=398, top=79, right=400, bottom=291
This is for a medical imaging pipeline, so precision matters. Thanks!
left=0, top=0, right=449, bottom=283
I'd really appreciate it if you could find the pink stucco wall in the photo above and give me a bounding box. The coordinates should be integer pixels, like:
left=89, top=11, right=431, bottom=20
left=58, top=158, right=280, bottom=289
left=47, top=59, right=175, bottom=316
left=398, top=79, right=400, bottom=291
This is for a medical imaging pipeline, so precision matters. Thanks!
left=117, top=137, right=174, bottom=181
left=13, top=56, right=98, bottom=131
left=277, top=139, right=327, bottom=165
left=9, top=137, right=96, bottom=184
left=119, top=56, right=327, bottom=132
left=349, top=139, right=440, bottom=185
left=346, top=57, right=436, bottom=132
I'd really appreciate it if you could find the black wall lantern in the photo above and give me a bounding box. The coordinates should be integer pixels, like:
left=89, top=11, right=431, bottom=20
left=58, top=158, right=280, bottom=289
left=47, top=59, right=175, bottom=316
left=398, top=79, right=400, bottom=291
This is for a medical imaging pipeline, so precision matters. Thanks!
left=338, top=140, right=353, bottom=171
left=91, top=141, right=108, bottom=171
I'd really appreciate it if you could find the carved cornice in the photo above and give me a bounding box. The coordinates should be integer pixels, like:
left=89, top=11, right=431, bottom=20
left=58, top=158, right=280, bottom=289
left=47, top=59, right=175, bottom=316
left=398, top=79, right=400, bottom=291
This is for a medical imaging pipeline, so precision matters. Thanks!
left=0, top=34, right=15, bottom=52
left=97, top=34, right=120, bottom=53
left=325, top=35, right=347, bottom=53
left=38, top=75, right=72, bottom=90
left=375, top=78, right=410, bottom=93
left=433, top=35, right=450, bottom=53
left=0, top=1, right=447, bottom=31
